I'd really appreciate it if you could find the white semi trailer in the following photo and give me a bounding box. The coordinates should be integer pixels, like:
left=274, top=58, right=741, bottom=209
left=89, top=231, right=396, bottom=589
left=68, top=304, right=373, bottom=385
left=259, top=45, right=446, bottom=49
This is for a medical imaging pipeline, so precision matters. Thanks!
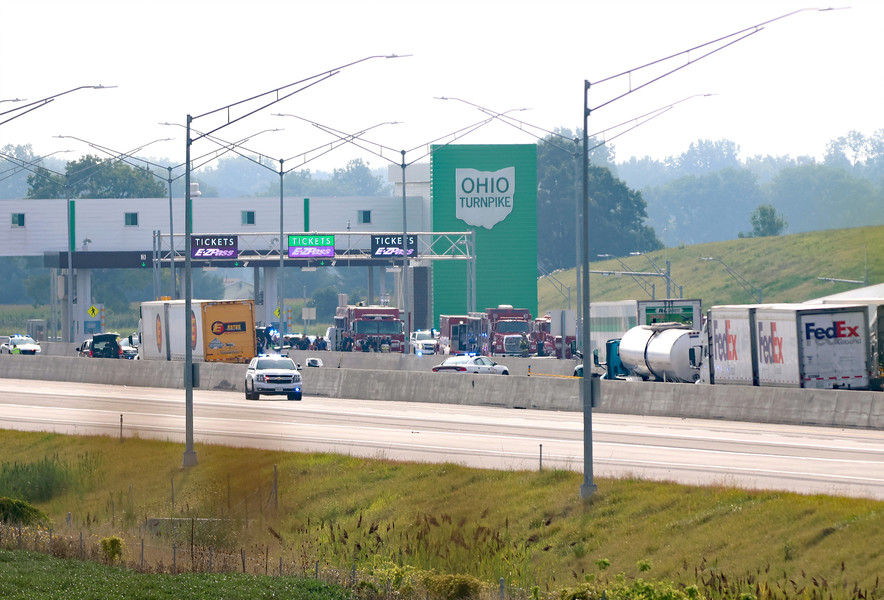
left=701, top=302, right=875, bottom=390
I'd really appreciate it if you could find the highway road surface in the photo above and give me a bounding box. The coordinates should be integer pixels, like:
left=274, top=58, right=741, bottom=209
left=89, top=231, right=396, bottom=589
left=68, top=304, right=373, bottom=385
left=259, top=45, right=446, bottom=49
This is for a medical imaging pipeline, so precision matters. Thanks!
left=2, top=379, right=883, bottom=499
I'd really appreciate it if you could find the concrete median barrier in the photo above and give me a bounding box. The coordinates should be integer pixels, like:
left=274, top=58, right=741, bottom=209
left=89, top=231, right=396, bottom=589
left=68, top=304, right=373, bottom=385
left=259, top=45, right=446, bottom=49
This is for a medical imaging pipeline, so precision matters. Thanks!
left=2, top=354, right=882, bottom=429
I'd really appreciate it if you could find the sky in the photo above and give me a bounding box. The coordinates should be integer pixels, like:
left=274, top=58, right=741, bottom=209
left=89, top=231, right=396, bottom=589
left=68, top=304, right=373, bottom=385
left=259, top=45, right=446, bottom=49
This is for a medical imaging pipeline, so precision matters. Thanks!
left=3, top=0, right=882, bottom=176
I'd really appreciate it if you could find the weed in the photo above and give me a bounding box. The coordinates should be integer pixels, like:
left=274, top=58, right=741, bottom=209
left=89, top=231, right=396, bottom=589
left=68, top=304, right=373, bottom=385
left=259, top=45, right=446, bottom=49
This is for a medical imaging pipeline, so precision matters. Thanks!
left=99, top=535, right=124, bottom=564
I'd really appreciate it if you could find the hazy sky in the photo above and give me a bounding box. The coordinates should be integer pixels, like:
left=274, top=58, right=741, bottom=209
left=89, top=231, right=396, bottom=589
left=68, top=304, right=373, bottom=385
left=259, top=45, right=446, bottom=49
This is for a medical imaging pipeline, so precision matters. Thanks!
left=3, top=0, right=881, bottom=174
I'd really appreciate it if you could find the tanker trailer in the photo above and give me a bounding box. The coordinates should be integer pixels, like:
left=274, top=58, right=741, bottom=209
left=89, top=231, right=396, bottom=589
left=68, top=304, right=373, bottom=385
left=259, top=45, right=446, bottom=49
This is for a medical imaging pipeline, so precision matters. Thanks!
left=617, top=323, right=704, bottom=383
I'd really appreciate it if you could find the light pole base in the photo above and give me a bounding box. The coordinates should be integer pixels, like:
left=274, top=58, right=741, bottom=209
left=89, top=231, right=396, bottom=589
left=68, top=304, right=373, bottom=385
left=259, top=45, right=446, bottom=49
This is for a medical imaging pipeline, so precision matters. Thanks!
left=182, top=450, right=198, bottom=468
left=580, top=482, right=597, bottom=499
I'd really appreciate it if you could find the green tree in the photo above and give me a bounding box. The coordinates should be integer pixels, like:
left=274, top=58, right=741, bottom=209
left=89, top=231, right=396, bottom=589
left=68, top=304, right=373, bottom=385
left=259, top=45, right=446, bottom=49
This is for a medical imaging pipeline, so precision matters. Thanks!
left=763, top=164, right=880, bottom=233
left=672, top=139, right=741, bottom=174
left=330, top=158, right=390, bottom=196
left=644, top=168, right=764, bottom=246
left=0, top=257, right=44, bottom=303
left=738, top=204, right=788, bottom=238
left=312, top=285, right=341, bottom=321
left=536, top=130, right=658, bottom=271
left=26, top=154, right=165, bottom=199
left=825, top=130, right=870, bottom=167
left=23, top=272, right=49, bottom=307
left=0, top=144, right=36, bottom=199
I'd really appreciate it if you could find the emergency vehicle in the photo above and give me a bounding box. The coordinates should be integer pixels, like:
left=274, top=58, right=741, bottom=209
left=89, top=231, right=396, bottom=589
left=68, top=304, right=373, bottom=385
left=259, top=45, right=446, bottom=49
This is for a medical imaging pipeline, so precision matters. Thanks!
left=481, top=305, right=534, bottom=356
left=334, top=304, right=405, bottom=353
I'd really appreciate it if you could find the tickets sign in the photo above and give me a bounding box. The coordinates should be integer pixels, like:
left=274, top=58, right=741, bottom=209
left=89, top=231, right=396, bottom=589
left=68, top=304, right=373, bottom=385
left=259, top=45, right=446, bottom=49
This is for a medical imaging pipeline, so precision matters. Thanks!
left=192, top=235, right=238, bottom=259
left=288, top=234, right=335, bottom=258
left=371, top=234, right=416, bottom=257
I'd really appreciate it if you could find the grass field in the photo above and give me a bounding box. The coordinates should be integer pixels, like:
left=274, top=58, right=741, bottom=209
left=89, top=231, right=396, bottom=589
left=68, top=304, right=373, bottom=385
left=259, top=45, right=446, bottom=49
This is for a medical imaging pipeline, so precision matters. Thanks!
left=538, top=225, right=884, bottom=312
left=1, top=429, right=882, bottom=599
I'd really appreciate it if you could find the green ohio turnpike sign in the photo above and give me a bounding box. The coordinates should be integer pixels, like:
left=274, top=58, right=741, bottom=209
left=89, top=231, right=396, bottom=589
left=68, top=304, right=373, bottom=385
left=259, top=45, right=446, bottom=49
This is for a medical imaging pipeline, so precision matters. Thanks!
left=431, top=144, right=537, bottom=325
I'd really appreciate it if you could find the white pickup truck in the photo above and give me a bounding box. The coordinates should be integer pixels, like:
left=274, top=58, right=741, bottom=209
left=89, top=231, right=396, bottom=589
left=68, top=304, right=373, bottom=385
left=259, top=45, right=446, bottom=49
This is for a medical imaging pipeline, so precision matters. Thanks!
left=410, top=330, right=439, bottom=355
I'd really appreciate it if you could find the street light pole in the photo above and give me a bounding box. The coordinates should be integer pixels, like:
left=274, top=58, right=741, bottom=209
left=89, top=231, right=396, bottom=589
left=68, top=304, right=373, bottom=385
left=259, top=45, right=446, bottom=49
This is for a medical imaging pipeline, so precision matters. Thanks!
left=573, top=8, right=836, bottom=499
left=167, top=166, right=176, bottom=298
left=279, top=158, right=285, bottom=337
left=630, top=251, right=676, bottom=299
left=0, top=85, right=116, bottom=127
left=54, top=135, right=179, bottom=300
left=700, top=257, right=762, bottom=303
left=183, top=114, right=197, bottom=467
left=434, top=95, right=707, bottom=354
left=580, top=80, right=597, bottom=499
left=401, top=150, right=409, bottom=341
left=180, top=55, right=405, bottom=468
left=291, top=113, right=499, bottom=340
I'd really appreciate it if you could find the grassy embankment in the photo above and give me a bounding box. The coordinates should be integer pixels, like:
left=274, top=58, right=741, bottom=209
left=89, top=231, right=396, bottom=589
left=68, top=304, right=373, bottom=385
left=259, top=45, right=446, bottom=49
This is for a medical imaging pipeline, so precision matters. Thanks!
left=538, top=225, right=884, bottom=312
left=1, top=430, right=883, bottom=599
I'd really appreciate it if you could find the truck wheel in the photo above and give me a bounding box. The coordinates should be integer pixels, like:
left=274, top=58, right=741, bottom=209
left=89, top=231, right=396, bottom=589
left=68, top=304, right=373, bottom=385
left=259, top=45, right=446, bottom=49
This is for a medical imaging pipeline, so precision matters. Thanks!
left=245, top=383, right=259, bottom=400
left=287, top=392, right=302, bottom=401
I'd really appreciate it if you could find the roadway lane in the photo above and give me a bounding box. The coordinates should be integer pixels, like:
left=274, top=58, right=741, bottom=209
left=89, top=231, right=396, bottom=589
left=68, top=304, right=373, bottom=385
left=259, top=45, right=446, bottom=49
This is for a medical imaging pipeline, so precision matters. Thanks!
left=2, top=379, right=883, bottom=499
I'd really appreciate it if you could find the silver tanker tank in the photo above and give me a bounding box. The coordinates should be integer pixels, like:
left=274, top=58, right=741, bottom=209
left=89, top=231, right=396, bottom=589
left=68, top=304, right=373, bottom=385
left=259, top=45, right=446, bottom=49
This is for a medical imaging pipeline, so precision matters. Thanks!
left=617, top=323, right=703, bottom=383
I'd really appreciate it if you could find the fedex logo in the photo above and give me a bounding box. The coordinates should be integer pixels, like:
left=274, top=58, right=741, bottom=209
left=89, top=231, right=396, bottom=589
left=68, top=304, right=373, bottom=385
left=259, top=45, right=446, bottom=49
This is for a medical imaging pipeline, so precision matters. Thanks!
left=757, top=321, right=784, bottom=365
left=712, top=319, right=738, bottom=361
left=804, top=320, right=859, bottom=340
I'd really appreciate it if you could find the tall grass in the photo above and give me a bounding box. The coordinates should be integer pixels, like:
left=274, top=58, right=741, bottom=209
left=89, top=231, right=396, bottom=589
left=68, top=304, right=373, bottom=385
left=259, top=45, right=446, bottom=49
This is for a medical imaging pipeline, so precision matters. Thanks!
left=2, top=430, right=883, bottom=599
left=0, top=452, right=102, bottom=502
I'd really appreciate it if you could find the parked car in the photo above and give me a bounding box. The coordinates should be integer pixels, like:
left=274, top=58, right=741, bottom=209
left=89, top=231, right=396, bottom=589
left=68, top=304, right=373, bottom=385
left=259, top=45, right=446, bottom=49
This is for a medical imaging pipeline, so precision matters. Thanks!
left=245, top=355, right=303, bottom=400
left=76, top=333, right=122, bottom=358
left=120, top=337, right=139, bottom=359
left=432, top=355, right=509, bottom=375
left=1, top=334, right=41, bottom=355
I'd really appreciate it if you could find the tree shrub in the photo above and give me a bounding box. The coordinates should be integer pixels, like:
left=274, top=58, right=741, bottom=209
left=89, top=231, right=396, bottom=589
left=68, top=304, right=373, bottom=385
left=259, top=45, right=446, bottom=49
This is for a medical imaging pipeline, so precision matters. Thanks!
left=0, top=497, right=48, bottom=525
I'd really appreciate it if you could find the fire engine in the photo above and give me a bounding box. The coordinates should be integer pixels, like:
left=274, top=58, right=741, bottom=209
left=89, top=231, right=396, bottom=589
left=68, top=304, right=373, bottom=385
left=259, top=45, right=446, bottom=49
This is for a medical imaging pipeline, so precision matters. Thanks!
left=481, top=305, right=534, bottom=356
left=532, top=314, right=576, bottom=359
left=334, top=304, right=405, bottom=352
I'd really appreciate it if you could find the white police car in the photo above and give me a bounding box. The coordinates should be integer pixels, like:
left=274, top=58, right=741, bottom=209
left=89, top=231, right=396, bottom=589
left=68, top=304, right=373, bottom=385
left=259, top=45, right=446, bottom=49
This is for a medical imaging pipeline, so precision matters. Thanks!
left=244, top=354, right=302, bottom=401
left=1, top=334, right=42, bottom=355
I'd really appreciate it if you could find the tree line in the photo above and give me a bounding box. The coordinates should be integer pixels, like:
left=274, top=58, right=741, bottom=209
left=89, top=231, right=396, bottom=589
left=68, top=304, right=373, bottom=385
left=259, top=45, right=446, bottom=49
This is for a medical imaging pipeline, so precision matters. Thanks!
left=3, top=127, right=883, bottom=307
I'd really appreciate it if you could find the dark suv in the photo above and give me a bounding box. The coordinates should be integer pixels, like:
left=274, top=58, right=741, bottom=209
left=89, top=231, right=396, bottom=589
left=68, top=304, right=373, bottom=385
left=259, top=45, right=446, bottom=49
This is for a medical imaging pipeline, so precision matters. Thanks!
left=76, top=333, right=123, bottom=358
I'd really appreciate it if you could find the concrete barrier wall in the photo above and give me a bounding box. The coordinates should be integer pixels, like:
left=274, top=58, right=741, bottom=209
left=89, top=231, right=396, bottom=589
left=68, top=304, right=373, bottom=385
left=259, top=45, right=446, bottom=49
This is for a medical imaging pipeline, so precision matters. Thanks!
left=35, top=342, right=580, bottom=377
left=2, top=354, right=882, bottom=429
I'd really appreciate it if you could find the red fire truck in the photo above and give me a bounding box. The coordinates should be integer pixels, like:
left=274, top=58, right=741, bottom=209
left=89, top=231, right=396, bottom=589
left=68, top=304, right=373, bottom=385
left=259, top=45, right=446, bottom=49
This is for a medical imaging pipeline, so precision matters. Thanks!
left=334, top=304, right=405, bottom=352
left=483, top=305, right=534, bottom=356
left=532, top=314, right=576, bottom=359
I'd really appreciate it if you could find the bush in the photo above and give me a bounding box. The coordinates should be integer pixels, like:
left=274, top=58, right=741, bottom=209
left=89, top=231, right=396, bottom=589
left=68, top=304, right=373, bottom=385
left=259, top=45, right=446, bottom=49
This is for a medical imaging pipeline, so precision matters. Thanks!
left=99, top=536, right=125, bottom=565
left=424, top=573, right=485, bottom=600
left=0, top=497, right=48, bottom=526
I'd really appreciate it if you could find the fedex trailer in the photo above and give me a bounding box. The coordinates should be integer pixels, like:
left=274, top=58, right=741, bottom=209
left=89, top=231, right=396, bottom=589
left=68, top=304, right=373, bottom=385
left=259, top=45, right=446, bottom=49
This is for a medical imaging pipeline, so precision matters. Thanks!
left=755, top=303, right=869, bottom=389
left=702, top=305, right=760, bottom=386
left=703, top=303, right=873, bottom=390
